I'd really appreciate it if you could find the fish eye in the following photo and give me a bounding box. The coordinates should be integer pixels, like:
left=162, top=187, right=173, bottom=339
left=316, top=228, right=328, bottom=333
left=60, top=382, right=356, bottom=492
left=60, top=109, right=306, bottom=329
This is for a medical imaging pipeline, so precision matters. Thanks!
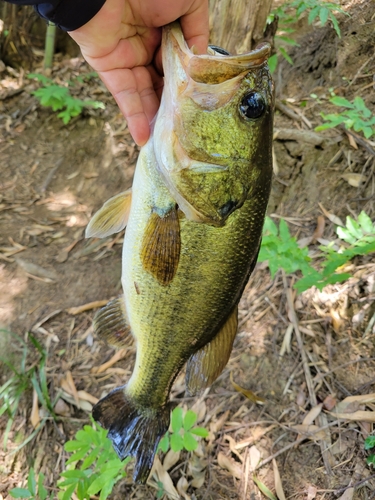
left=239, top=91, right=266, bottom=120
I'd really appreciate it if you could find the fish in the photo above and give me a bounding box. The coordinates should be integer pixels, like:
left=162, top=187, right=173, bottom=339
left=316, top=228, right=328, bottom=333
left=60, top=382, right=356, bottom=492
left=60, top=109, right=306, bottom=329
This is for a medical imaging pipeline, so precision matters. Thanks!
left=85, top=22, right=274, bottom=484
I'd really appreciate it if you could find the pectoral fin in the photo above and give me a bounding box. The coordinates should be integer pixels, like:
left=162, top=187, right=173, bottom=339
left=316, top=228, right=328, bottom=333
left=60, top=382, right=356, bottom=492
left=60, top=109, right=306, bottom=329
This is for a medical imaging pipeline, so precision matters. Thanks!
left=186, top=307, right=238, bottom=396
left=141, top=206, right=181, bottom=286
left=93, top=296, right=132, bottom=348
left=86, top=189, right=132, bottom=238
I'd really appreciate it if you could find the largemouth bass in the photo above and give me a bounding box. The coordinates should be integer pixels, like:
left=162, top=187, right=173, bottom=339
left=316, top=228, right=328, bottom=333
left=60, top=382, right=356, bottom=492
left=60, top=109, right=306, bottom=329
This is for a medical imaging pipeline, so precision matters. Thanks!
left=86, top=22, right=274, bottom=484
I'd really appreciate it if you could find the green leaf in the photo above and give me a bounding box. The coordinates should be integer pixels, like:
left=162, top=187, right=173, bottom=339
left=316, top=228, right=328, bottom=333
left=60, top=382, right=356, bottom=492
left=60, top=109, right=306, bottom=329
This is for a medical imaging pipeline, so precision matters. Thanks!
left=183, top=432, right=198, bottom=452
left=171, top=407, right=183, bottom=433
left=61, top=483, right=77, bottom=500
left=319, top=7, right=329, bottom=25
left=170, top=433, right=184, bottom=452
left=183, top=410, right=197, bottom=431
left=190, top=427, right=209, bottom=437
left=308, top=5, right=320, bottom=24
left=365, top=436, right=375, bottom=450
left=330, top=96, right=353, bottom=108
left=358, top=211, right=374, bottom=234
left=346, top=216, right=363, bottom=240
left=158, top=433, right=170, bottom=453
left=27, top=468, right=36, bottom=495
left=9, top=488, right=32, bottom=498
left=279, top=47, right=293, bottom=65
left=87, top=466, right=122, bottom=495
left=267, top=54, right=278, bottom=74
left=367, top=454, right=375, bottom=466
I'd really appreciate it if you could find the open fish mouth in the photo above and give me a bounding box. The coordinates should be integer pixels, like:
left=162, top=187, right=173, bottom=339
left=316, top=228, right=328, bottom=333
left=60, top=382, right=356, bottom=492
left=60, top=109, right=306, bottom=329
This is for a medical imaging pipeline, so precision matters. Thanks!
left=153, top=23, right=273, bottom=225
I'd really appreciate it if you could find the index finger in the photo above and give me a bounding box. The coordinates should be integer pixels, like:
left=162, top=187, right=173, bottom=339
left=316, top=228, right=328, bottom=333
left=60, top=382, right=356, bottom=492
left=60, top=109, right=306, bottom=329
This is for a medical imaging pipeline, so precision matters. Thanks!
left=180, top=0, right=209, bottom=54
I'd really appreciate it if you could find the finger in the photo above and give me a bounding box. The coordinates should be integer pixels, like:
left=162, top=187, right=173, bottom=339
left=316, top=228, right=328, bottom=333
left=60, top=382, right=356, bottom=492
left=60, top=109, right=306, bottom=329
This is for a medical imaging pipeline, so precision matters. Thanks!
left=180, top=0, right=209, bottom=54
left=133, top=66, right=162, bottom=123
left=99, top=67, right=152, bottom=146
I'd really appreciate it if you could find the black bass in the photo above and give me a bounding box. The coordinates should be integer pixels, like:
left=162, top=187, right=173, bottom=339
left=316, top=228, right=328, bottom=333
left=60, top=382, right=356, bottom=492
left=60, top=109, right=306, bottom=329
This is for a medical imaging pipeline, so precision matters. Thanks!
left=86, top=22, right=274, bottom=484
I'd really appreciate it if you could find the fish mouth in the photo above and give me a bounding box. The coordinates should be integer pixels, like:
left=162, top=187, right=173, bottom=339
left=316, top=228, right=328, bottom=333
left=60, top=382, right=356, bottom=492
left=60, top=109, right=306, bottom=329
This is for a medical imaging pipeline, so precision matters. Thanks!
left=153, top=22, right=272, bottom=225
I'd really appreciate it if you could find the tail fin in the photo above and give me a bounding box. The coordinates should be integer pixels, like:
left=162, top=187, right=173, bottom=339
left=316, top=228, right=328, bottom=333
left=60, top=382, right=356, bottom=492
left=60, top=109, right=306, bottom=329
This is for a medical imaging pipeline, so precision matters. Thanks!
left=92, top=387, right=171, bottom=484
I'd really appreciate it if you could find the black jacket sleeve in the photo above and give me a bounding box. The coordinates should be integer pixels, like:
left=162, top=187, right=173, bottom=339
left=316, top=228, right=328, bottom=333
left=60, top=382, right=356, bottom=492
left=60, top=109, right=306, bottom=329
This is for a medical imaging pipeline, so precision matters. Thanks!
left=4, top=0, right=106, bottom=31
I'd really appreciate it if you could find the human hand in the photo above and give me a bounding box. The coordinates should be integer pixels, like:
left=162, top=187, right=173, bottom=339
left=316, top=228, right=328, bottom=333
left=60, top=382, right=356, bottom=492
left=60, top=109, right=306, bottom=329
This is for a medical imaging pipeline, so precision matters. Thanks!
left=68, top=0, right=209, bottom=146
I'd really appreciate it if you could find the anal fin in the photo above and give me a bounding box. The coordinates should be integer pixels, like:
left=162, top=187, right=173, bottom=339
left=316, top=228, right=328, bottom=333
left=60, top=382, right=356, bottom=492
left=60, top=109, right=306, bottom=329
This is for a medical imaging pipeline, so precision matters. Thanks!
left=141, top=206, right=180, bottom=286
left=93, top=296, right=132, bottom=348
left=86, top=189, right=132, bottom=238
left=186, top=307, right=238, bottom=396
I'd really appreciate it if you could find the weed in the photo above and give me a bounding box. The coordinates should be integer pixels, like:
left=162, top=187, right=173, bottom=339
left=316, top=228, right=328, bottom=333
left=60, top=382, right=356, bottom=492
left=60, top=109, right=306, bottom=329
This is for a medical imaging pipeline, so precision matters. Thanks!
left=28, top=73, right=105, bottom=124
left=9, top=468, right=51, bottom=500
left=267, top=0, right=347, bottom=71
left=315, top=94, right=375, bottom=139
left=0, top=332, right=56, bottom=451
left=258, top=212, right=375, bottom=293
left=158, top=407, right=209, bottom=453
left=57, top=420, right=129, bottom=500
left=365, top=435, right=375, bottom=467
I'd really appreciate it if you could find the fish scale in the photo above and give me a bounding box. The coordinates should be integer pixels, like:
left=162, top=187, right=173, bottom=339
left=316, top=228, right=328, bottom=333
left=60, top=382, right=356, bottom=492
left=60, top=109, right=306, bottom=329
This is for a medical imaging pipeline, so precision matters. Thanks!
left=86, top=21, right=274, bottom=483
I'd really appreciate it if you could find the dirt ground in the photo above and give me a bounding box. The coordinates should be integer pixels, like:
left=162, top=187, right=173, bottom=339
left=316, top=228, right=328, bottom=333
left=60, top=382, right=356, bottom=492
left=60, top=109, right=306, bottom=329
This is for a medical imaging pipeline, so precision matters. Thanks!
left=1, top=0, right=375, bottom=499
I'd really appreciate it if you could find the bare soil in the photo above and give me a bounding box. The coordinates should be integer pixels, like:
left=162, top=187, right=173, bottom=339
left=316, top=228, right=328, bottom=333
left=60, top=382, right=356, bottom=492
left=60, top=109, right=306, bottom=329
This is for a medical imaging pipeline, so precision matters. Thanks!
left=1, top=1, right=375, bottom=499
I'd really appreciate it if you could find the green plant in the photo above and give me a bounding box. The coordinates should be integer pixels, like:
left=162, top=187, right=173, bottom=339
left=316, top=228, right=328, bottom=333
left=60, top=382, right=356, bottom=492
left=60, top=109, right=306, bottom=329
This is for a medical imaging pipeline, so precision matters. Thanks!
left=258, top=212, right=375, bottom=293
left=267, top=0, right=347, bottom=72
left=158, top=407, right=209, bottom=453
left=9, top=468, right=50, bottom=500
left=365, top=435, right=375, bottom=467
left=57, top=421, right=130, bottom=500
left=28, top=73, right=105, bottom=124
left=316, top=95, right=375, bottom=139
left=0, top=333, right=56, bottom=451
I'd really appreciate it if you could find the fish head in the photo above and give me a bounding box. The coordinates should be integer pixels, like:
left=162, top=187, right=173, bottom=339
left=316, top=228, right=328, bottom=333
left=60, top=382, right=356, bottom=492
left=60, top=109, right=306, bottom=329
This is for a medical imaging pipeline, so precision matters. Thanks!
left=153, top=22, right=274, bottom=226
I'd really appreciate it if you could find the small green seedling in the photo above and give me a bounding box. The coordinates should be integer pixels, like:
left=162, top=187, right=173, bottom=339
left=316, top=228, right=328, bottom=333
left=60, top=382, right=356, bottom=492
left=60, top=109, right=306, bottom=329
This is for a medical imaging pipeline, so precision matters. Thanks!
left=0, top=333, right=56, bottom=451
left=9, top=468, right=50, bottom=499
left=58, top=421, right=129, bottom=500
left=158, top=407, right=209, bottom=453
left=365, top=435, right=375, bottom=467
left=267, top=0, right=347, bottom=71
left=258, top=212, right=375, bottom=293
left=28, top=73, right=105, bottom=124
left=316, top=95, right=375, bottom=139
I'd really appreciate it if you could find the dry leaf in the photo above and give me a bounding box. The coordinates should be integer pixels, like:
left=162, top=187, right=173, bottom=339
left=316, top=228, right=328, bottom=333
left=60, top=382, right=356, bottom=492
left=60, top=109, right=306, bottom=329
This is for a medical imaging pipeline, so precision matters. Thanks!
left=65, top=371, right=80, bottom=406
left=225, top=435, right=243, bottom=462
left=152, top=455, right=180, bottom=499
left=341, top=173, right=365, bottom=187
left=347, top=132, right=358, bottom=149
left=318, top=203, right=344, bottom=226
left=328, top=410, right=375, bottom=422
left=230, top=372, right=265, bottom=404
left=15, top=258, right=58, bottom=281
left=77, top=390, right=98, bottom=405
left=176, top=476, right=191, bottom=500
left=217, top=452, right=242, bottom=479
left=54, top=398, right=71, bottom=417
left=249, top=445, right=261, bottom=471
left=312, top=215, right=325, bottom=242
left=272, top=459, right=286, bottom=500
left=234, top=425, right=276, bottom=450
left=291, top=424, right=329, bottom=441
left=333, top=393, right=375, bottom=414
left=59, top=390, right=93, bottom=412
left=307, top=485, right=318, bottom=499
left=323, top=394, right=337, bottom=411
left=66, top=299, right=109, bottom=315
left=30, top=388, right=40, bottom=429
left=190, top=470, right=205, bottom=489
left=163, top=449, right=180, bottom=472
left=91, top=348, right=128, bottom=374
left=337, top=487, right=354, bottom=500
left=280, top=323, right=293, bottom=356
left=302, top=404, right=323, bottom=425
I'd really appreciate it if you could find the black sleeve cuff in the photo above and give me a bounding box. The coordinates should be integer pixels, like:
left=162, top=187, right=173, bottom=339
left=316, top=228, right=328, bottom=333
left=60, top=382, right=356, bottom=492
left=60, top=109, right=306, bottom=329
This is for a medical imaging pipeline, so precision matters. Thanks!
left=35, top=0, right=106, bottom=31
